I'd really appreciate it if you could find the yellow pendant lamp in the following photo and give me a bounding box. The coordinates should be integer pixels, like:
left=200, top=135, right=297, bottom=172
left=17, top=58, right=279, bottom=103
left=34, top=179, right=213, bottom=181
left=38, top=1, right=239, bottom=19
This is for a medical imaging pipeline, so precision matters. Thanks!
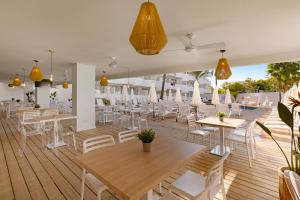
left=29, top=60, right=43, bottom=81
left=214, top=50, right=232, bottom=80
left=129, top=0, right=167, bottom=55
left=13, top=74, right=22, bottom=86
left=100, top=71, right=108, bottom=86
left=63, top=81, right=68, bottom=89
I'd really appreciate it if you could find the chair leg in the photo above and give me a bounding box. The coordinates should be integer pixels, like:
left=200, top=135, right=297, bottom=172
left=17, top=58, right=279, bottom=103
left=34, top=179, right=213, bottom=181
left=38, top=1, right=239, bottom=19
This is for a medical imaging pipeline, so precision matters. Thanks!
left=80, top=170, right=86, bottom=200
left=246, top=141, right=252, bottom=168
left=97, top=191, right=102, bottom=200
left=72, top=133, right=77, bottom=151
left=159, top=182, right=162, bottom=194
left=221, top=179, right=227, bottom=200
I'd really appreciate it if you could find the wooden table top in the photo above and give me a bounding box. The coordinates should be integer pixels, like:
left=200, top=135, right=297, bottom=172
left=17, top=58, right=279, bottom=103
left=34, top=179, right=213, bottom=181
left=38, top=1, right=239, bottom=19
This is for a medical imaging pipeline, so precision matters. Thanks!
left=197, top=116, right=245, bottom=128
left=75, top=135, right=205, bottom=200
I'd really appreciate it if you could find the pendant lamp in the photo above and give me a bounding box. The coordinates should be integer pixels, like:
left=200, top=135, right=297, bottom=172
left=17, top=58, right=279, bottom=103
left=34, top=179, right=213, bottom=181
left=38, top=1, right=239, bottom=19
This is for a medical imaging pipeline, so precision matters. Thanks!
left=13, top=74, right=22, bottom=86
left=100, top=71, right=108, bottom=86
left=62, top=70, right=68, bottom=89
left=8, top=76, right=14, bottom=87
left=214, top=50, right=232, bottom=80
left=21, top=68, right=26, bottom=87
left=49, top=50, right=54, bottom=82
left=129, top=0, right=167, bottom=55
left=29, top=60, right=43, bottom=81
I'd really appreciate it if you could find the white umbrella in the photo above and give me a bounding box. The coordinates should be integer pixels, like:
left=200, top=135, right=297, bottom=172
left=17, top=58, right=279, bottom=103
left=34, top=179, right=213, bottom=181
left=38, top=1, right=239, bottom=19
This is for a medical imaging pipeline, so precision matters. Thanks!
left=130, top=88, right=137, bottom=105
left=224, top=89, right=232, bottom=104
left=175, top=87, right=182, bottom=103
left=191, top=81, right=202, bottom=107
left=168, top=90, right=173, bottom=101
left=122, top=85, right=128, bottom=105
left=149, top=83, right=157, bottom=117
left=212, top=88, right=220, bottom=105
left=163, top=90, right=167, bottom=101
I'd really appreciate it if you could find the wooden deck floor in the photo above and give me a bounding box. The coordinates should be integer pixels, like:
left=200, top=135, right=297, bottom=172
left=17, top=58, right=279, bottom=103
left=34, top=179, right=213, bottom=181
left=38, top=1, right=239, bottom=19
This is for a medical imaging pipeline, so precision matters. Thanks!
left=0, top=110, right=289, bottom=200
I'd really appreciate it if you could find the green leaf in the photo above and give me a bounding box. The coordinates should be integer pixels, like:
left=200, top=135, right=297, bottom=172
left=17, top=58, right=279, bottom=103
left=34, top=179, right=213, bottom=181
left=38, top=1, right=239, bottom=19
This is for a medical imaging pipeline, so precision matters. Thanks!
left=256, top=121, right=272, bottom=136
left=278, top=102, right=293, bottom=128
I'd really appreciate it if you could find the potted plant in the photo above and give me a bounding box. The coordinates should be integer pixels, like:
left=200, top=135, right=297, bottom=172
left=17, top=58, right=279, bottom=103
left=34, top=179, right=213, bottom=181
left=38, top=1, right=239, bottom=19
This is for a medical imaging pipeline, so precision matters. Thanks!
left=34, top=104, right=40, bottom=109
left=217, top=112, right=225, bottom=122
left=256, top=95, right=300, bottom=200
left=138, top=129, right=156, bottom=152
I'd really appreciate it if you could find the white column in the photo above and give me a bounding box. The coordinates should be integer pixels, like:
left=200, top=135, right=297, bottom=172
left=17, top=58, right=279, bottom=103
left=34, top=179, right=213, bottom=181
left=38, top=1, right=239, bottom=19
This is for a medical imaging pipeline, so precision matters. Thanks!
left=72, top=63, right=96, bottom=131
left=36, top=87, right=50, bottom=107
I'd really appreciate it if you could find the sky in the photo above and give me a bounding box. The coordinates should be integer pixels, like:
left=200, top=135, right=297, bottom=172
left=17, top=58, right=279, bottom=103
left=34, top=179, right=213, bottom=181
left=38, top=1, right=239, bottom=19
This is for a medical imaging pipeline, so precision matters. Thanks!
left=208, top=64, right=268, bottom=88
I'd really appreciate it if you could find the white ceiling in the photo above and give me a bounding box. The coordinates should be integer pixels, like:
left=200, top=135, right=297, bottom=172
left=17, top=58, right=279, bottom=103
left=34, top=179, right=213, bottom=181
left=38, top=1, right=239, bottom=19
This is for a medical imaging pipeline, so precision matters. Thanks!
left=1, top=0, right=300, bottom=83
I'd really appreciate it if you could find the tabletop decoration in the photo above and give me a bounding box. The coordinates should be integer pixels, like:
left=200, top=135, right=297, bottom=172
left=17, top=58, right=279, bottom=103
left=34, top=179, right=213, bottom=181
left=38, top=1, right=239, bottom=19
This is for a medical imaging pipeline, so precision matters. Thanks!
left=138, top=129, right=156, bottom=152
left=217, top=112, right=225, bottom=122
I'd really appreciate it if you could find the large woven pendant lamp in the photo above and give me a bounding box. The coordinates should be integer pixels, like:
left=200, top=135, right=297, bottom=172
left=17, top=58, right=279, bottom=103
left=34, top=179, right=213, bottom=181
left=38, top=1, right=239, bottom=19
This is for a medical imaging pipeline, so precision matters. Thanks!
left=100, top=71, right=108, bottom=86
left=13, top=74, right=22, bottom=86
left=214, top=50, right=232, bottom=80
left=29, top=60, right=43, bottom=81
left=129, top=0, right=167, bottom=55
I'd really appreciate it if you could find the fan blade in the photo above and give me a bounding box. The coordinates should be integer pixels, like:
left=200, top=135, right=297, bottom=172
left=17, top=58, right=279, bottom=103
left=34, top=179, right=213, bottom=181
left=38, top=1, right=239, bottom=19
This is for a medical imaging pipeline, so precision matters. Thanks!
left=195, top=42, right=226, bottom=50
left=163, top=48, right=185, bottom=53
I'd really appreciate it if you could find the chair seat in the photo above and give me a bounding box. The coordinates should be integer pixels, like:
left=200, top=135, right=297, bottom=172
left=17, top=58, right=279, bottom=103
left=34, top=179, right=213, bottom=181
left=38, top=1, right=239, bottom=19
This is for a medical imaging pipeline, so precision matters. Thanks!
left=86, top=173, right=107, bottom=192
left=190, top=129, right=210, bottom=136
left=226, top=133, right=245, bottom=143
left=170, top=171, right=206, bottom=199
left=200, top=126, right=219, bottom=132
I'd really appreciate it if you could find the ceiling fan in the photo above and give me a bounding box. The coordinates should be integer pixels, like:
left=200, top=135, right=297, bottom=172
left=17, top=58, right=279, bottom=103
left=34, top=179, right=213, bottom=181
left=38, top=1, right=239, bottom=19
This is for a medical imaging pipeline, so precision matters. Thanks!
left=164, top=33, right=226, bottom=53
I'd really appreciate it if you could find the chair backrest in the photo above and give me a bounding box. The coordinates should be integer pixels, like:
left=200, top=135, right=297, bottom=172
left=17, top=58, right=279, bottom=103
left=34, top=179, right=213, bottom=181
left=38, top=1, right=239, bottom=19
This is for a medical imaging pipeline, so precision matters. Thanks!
left=216, top=104, right=230, bottom=114
left=201, top=152, right=230, bottom=199
left=83, top=135, right=115, bottom=154
left=42, top=109, right=59, bottom=116
left=231, top=103, right=240, bottom=112
left=118, top=130, right=139, bottom=143
left=187, top=114, right=197, bottom=131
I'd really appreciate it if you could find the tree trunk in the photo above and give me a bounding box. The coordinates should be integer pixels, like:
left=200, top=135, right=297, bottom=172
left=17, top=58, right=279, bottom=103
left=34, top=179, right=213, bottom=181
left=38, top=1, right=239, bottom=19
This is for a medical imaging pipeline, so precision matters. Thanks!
left=160, top=74, right=166, bottom=100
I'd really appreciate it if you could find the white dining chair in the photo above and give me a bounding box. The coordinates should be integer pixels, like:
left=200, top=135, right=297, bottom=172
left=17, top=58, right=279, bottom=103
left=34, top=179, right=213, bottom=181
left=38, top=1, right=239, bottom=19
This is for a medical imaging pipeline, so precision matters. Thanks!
left=229, top=103, right=241, bottom=117
left=162, top=152, right=229, bottom=200
left=118, top=129, right=139, bottom=143
left=284, top=170, right=300, bottom=200
left=225, top=120, right=256, bottom=167
left=186, top=115, right=211, bottom=148
left=81, top=135, right=115, bottom=200
left=216, top=104, right=230, bottom=116
left=19, top=110, right=42, bottom=156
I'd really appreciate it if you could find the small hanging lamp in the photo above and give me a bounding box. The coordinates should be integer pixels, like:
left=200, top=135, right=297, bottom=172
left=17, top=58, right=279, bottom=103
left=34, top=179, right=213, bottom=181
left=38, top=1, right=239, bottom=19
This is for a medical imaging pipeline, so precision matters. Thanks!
left=129, top=0, right=167, bottom=55
left=214, top=50, right=232, bottom=80
left=13, top=74, right=22, bottom=86
left=100, top=71, right=108, bottom=86
left=48, top=50, right=54, bottom=82
left=29, top=60, right=43, bottom=81
left=62, top=70, right=68, bottom=89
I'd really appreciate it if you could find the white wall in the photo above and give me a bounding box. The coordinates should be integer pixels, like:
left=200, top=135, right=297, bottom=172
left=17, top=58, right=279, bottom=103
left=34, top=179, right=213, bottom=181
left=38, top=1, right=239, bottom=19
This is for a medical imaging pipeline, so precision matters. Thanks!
left=0, top=82, right=24, bottom=101
left=36, top=87, right=50, bottom=107
left=50, top=84, right=72, bottom=102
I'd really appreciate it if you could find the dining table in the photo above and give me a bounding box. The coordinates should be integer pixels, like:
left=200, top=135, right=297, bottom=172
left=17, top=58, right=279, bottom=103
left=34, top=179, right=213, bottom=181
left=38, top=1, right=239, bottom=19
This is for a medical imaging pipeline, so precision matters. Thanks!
left=197, top=116, right=245, bottom=157
left=75, top=135, right=205, bottom=200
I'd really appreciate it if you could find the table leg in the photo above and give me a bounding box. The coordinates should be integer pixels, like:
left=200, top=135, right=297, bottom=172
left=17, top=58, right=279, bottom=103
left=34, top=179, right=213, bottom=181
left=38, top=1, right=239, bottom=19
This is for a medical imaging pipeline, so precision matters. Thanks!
left=131, top=112, right=135, bottom=129
left=146, top=189, right=153, bottom=200
left=210, top=127, right=230, bottom=156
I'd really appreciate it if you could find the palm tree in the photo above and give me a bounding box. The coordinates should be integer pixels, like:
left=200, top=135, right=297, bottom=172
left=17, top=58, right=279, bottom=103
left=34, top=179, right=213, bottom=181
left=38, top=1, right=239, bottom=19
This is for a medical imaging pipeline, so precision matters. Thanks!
left=191, top=70, right=209, bottom=82
left=160, top=74, right=166, bottom=100
left=267, top=62, right=300, bottom=101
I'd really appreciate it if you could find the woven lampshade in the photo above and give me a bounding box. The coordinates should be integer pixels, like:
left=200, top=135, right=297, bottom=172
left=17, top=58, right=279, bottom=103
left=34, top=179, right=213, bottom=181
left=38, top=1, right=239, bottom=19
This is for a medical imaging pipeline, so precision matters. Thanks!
left=100, top=75, right=108, bottom=86
left=215, top=50, right=232, bottom=80
left=63, top=81, right=68, bottom=89
left=13, top=75, right=22, bottom=86
left=29, top=61, right=43, bottom=81
left=129, top=1, right=167, bottom=55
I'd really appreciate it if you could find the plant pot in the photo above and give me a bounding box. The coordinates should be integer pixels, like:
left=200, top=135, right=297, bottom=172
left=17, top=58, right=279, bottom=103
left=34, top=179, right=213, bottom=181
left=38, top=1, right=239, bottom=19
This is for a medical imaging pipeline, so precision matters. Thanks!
left=278, top=167, right=293, bottom=200
left=143, top=143, right=151, bottom=152
left=219, top=116, right=224, bottom=122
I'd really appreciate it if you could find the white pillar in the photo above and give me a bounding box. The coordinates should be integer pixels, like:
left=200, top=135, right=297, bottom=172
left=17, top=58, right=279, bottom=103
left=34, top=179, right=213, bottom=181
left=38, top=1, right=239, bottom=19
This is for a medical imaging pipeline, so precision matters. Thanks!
left=72, top=63, right=96, bottom=131
left=36, top=87, right=50, bottom=107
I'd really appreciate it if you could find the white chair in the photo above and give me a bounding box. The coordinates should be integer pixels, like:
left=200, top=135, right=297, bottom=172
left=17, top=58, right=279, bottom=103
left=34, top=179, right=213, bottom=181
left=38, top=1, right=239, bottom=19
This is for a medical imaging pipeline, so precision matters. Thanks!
left=225, top=120, right=256, bottom=167
left=157, top=103, right=177, bottom=120
left=176, top=104, right=190, bottom=122
left=57, top=117, right=77, bottom=151
left=19, top=110, right=42, bottom=156
left=229, top=103, right=241, bottom=117
left=138, top=117, right=149, bottom=131
left=163, top=152, right=229, bottom=200
left=118, top=129, right=139, bottom=143
left=81, top=135, right=115, bottom=200
left=216, top=104, right=230, bottom=116
left=186, top=115, right=211, bottom=148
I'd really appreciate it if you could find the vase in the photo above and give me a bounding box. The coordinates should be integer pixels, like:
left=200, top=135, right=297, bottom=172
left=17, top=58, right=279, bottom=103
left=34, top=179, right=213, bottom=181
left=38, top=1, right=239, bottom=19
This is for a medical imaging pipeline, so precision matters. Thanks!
left=278, top=167, right=292, bottom=200
left=219, top=116, right=224, bottom=122
left=143, top=143, right=151, bottom=152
